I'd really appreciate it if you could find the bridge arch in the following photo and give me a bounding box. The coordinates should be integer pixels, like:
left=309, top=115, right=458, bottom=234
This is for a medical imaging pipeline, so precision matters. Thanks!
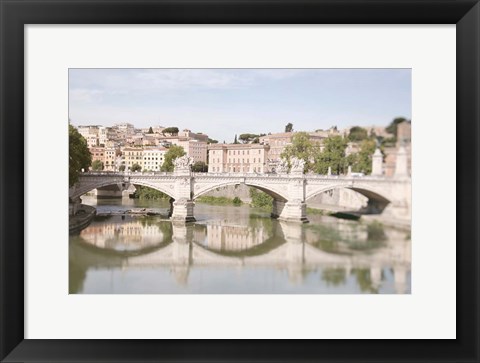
left=193, top=181, right=288, bottom=202
left=128, top=180, right=176, bottom=200
left=193, top=235, right=286, bottom=258
left=305, top=184, right=391, bottom=213
left=70, top=178, right=176, bottom=200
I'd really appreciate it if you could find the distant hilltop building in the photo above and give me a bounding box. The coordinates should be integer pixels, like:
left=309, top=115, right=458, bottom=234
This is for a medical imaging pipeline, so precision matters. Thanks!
left=76, top=121, right=209, bottom=171
left=384, top=120, right=411, bottom=177
left=259, top=127, right=340, bottom=168
left=208, top=143, right=270, bottom=173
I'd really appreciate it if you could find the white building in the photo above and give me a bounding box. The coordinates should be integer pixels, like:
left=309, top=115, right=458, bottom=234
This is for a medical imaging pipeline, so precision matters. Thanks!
left=208, top=143, right=270, bottom=173
left=142, top=147, right=167, bottom=171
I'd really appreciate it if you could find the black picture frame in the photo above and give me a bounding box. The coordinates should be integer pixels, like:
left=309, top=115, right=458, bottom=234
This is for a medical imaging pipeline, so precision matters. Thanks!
left=1, top=1, right=478, bottom=362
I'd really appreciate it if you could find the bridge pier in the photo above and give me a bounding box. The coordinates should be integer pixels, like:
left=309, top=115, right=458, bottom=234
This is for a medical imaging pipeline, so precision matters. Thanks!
left=271, top=199, right=285, bottom=219
left=171, top=198, right=196, bottom=223
left=69, top=196, right=82, bottom=216
left=272, top=199, right=308, bottom=223
left=95, top=184, right=125, bottom=199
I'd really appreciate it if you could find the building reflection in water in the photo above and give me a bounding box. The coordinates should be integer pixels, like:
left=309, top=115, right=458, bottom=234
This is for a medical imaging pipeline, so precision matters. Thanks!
left=78, top=215, right=172, bottom=252
left=69, top=213, right=411, bottom=294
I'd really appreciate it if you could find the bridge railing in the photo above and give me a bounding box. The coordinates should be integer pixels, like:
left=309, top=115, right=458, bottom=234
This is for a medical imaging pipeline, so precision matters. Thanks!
left=81, top=171, right=172, bottom=177
left=80, top=170, right=391, bottom=180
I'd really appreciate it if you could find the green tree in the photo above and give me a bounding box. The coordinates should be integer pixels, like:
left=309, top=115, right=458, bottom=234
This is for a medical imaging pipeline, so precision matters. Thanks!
left=354, top=138, right=377, bottom=174
left=386, top=117, right=407, bottom=137
left=69, top=124, right=92, bottom=186
left=132, top=185, right=169, bottom=199
left=313, top=136, right=348, bottom=175
left=131, top=163, right=142, bottom=172
left=346, top=153, right=359, bottom=171
left=233, top=134, right=239, bottom=144
left=148, top=126, right=154, bottom=134
left=239, top=133, right=259, bottom=143
left=285, top=122, right=293, bottom=132
left=250, top=188, right=273, bottom=209
left=207, top=138, right=218, bottom=144
left=119, top=165, right=126, bottom=172
left=91, top=160, right=104, bottom=171
left=280, top=132, right=316, bottom=172
left=192, top=161, right=207, bottom=172
left=348, top=126, right=368, bottom=142
left=346, top=138, right=379, bottom=174
left=161, top=145, right=186, bottom=172
left=162, top=127, right=179, bottom=135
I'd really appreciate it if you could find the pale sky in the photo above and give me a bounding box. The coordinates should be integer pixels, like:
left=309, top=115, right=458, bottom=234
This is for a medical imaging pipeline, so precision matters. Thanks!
left=69, top=68, right=411, bottom=142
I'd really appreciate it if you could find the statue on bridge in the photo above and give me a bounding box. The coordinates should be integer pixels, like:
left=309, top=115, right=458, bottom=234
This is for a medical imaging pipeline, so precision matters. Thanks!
left=173, top=155, right=194, bottom=173
left=276, top=158, right=289, bottom=174
left=290, top=157, right=305, bottom=174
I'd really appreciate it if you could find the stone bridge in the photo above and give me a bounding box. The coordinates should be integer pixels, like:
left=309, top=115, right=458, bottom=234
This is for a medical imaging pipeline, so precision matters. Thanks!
left=69, top=165, right=411, bottom=224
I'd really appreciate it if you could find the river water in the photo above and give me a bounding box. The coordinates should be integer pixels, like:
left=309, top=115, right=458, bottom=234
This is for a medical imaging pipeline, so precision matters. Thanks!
left=70, top=196, right=411, bottom=294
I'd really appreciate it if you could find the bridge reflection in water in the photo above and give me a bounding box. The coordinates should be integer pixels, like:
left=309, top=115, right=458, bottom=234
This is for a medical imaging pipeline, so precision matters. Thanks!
left=69, top=207, right=411, bottom=294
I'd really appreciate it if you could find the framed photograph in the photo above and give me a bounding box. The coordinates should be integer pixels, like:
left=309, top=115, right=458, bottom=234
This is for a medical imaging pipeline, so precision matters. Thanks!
left=1, top=0, right=478, bottom=362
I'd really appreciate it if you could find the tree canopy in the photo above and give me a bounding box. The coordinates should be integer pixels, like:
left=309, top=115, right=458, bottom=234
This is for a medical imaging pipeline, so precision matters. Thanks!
left=312, top=136, right=348, bottom=175
left=386, top=117, right=407, bottom=137
left=148, top=126, right=154, bottom=134
left=285, top=123, right=293, bottom=132
left=192, top=161, right=208, bottom=172
left=161, top=145, right=186, bottom=172
left=347, top=138, right=378, bottom=174
left=348, top=126, right=368, bottom=142
left=280, top=132, right=317, bottom=172
left=239, top=133, right=259, bottom=143
left=91, top=160, right=104, bottom=171
left=162, top=127, right=179, bottom=135
left=69, top=124, right=92, bottom=186
left=131, top=163, right=142, bottom=172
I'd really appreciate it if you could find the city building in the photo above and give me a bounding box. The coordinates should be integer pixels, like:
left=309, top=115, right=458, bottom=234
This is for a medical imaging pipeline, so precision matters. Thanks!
left=89, top=146, right=105, bottom=169
left=142, top=147, right=167, bottom=171
left=259, top=132, right=293, bottom=164
left=174, top=139, right=208, bottom=163
left=396, top=120, right=411, bottom=146
left=123, top=147, right=144, bottom=170
left=78, top=125, right=100, bottom=147
left=178, top=129, right=209, bottom=142
left=113, top=122, right=135, bottom=138
left=208, top=143, right=270, bottom=173
left=385, top=120, right=412, bottom=177
left=103, top=147, right=117, bottom=171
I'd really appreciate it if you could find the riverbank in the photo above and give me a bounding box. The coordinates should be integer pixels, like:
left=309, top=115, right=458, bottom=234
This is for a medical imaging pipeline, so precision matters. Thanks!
left=196, top=196, right=242, bottom=206
left=96, top=208, right=165, bottom=217
left=69, top=204, right=96, bottom=234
